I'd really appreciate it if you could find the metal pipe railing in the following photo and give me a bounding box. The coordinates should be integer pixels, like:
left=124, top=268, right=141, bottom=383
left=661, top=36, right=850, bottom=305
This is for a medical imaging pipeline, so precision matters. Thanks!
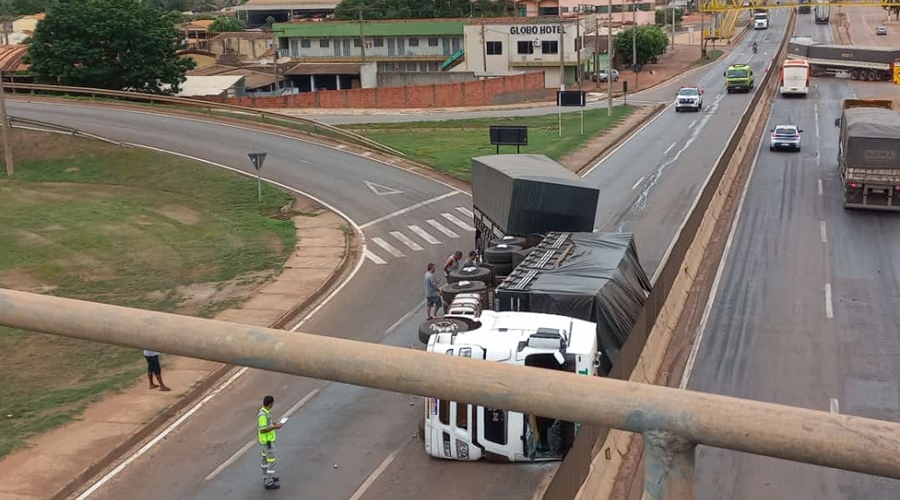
left=3, top=288, right=900, bottom=497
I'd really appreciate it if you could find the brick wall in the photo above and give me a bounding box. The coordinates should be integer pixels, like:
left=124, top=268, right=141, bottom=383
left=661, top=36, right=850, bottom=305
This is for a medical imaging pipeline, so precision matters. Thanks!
left=194, top=72, right=546, bottom=109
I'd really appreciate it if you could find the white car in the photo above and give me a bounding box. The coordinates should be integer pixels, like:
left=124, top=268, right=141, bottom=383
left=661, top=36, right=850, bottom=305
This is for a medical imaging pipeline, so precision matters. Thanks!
left=674, top=86, right=703, bottom=112
left=770, top=125, right=803, bottom=151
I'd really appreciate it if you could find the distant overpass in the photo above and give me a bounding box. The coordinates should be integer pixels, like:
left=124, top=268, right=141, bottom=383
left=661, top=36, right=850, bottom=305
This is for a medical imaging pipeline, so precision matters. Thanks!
left=699, top=0, right=894, bottom=12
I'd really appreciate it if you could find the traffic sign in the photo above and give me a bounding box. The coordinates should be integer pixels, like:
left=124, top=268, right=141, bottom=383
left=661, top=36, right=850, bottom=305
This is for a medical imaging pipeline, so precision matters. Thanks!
left=248, top=152, right=267, bottom=171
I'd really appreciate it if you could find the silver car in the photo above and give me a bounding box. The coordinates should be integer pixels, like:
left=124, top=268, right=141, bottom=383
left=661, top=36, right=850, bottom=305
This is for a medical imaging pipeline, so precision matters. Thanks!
left=877, top=26, right=888, bottom=36
left=592, top=69, right=619, bottom=82
left=770, top=125, right=803, bottom=151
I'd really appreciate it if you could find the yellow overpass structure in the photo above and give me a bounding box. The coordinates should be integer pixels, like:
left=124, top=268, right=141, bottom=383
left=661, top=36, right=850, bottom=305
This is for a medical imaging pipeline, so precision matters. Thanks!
left=699, top=0, right=898, bottom=12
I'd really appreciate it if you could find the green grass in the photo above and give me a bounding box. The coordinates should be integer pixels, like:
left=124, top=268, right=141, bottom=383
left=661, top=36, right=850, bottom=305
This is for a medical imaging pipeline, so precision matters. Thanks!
left=341, top=105, right=635, bottom=179
left=0, top=130, right=296, bottom=458
left=699, top=49, right=725, bottom=65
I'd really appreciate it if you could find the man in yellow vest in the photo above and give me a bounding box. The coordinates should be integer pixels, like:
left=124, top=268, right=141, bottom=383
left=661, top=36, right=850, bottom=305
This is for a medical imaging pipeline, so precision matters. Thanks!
left=258, top=395, right=282, bottom=490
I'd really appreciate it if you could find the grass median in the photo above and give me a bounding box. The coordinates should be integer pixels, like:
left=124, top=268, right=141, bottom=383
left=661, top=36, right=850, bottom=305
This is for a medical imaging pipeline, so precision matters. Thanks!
left=0, top=131, right=296, bottom=458
left=341, top=105, right=635, bottom=179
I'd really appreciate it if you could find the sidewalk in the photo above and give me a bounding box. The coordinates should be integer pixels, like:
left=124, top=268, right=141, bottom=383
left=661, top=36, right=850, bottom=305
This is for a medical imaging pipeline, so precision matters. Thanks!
left=0, top=201, right=351, bottom=500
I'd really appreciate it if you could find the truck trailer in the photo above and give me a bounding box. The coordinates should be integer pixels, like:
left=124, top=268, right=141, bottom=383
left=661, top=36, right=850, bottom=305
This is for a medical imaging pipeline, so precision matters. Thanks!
left=787, top=39, right=896, bottom=81
left=814, top=0, right=830, bottom=23
left=835, top=99, right=900, bottom=210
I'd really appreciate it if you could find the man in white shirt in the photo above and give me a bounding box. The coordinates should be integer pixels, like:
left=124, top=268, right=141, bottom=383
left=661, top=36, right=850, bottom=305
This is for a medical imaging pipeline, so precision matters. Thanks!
left=142, top=349, right=171, bottom=392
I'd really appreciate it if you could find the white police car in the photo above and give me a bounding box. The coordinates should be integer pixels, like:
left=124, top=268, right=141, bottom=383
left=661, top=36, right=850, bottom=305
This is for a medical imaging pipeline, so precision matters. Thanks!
left=675, top=85, right=703, bottom=112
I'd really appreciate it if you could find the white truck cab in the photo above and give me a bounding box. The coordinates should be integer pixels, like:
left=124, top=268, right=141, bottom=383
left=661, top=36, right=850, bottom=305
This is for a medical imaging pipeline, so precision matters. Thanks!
left=423, top=294, right=601, bottom=463
left=753, top=12, right=769, bottom=29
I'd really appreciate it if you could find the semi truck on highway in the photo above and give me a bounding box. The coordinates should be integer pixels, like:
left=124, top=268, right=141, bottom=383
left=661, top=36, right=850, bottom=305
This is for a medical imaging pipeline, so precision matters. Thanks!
left=798, top=0, right=811, bottom=14
left=787, top=38, right=896, bottom=81
left=753, top=11, right=769, bottom=29
left=835, top=99, right=900, bottom=210
left=780, top=59, right=810, bottom=96
left=814, top=0, right=829, bottom=23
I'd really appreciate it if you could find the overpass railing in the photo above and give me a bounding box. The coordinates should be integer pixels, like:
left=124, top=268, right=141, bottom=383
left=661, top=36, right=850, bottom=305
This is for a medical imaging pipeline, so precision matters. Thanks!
left=2, top=82, right=405, bottom=158
left=2, top=288, right=900, bottom=500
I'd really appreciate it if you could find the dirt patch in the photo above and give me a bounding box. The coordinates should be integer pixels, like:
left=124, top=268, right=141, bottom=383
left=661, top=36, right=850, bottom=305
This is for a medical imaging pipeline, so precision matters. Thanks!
left=264, top=232, right=285, bottom=255
left=0, top=269, right=57, bottom=294
left=165, top=270, right=275, bottom=317
left=14, top=229, right=54, bottom=247
left=156, top=205, right=202, bottom=226
left=292, top=196, right=328, bottom=215
left=54, top=255, right=116, bottom=282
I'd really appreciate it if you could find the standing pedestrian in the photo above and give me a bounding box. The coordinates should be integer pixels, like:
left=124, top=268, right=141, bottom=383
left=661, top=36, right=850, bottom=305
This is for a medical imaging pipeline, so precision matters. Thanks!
left=462, top=250, right=478, bottom=268
left=443, top=250, right=463, bottom=277
left=142, top=349, right=170, bottom=392
left=258, top=395, right=283, bottom=490
left=424, top=262, right=442, bottom=320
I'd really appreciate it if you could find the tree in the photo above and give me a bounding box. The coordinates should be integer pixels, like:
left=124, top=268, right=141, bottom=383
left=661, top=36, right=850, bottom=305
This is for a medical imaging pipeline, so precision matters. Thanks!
left=655, top=8, right=683, bottom=26
left=884, top=0, right=900, bottom=20
left=614, top=25, right=668, bottom=66
left=28, top=0, right=195, bottom=94
left=208, top=15, right=243, bottom=33
left=333, top=0, right=476, bottom=20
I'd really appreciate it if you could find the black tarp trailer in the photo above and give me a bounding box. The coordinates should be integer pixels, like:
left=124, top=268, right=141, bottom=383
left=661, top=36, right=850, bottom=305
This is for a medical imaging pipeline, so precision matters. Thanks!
left=838, top=106, right=900, bottom=210
left=788, top=40, right=899, bottom=81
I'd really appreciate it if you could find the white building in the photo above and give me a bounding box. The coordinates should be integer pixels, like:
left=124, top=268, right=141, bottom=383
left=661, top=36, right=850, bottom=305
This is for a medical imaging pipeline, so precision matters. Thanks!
left=458, top=16, right=595, bottom=88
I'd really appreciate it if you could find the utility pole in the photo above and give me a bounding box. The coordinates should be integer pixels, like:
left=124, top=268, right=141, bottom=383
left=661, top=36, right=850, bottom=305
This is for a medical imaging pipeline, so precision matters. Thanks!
left=700, top=6, right=705, bottom=59
left=607, top=0, right=613, bottom=117
left=559, top=13, right=565, bottom=90
left=671, top=6, right=676, bottom=47
left=632, top=0, right=636, bottom=67
left=0, top=71, right=13, bottom=177
left=576, top=8, right=581, bottom=85
left=595, top=14, right=600, bottom=88
left=481, top=15, right=487, bottom=73
left=358, top=7, right=366, bottom=63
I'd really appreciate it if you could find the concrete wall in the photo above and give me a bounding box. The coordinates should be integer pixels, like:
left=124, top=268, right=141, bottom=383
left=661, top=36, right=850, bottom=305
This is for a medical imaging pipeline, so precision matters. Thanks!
left=360, top=62, right=377, bottom=89
left=376, top=71, right=477, bottom=87
left=195, top=71, right=545, bottom=109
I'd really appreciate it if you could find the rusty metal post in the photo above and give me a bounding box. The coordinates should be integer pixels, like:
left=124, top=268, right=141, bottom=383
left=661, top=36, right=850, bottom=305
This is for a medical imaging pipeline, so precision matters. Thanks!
left=642, top=431, right=695, bottom=500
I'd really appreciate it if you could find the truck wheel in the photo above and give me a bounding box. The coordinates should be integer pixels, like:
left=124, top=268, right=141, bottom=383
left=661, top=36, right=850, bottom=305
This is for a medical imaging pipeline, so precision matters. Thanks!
left=449, top=266, right=492, bottom=285
left=489, top=236, right=527, bottom=248
left=418, top=318, right=469, bottom=344
left=484, top=244, right=521, bottom=264
left=868, top=70, right=878, bottom=81
left=850, top=69, right=860, bottom=80
left=492, top=262, right=514, bottom=277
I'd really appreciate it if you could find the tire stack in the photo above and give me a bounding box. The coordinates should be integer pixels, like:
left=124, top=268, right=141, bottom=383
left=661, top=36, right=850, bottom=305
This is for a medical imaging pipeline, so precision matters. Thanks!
left=483, top=236, right=529, bottom=278
left=439, top=280, right=488, bottom=310
left=418, top=317, right=470, bottom=345
left=447, top=266, right=493, bottom=307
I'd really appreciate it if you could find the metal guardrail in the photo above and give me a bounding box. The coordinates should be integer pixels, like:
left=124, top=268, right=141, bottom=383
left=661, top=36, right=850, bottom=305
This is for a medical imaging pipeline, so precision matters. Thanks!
left=542, top=9, right=798, bottom=500
left=3, top=287, right=900, bottom=500
left=7, top=116, right=126, bottom=146
left=3, top=83, right=406, bottom=158
left=700, top=0, right=883, bottom=11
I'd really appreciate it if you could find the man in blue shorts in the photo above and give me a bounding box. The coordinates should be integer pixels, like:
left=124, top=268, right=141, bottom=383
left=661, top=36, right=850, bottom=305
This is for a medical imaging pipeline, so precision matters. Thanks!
left=424, top=262, right=442, bottom=320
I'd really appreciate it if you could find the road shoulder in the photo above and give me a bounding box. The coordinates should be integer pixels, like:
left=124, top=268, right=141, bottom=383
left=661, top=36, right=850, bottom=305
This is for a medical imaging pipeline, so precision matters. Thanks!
left=0, top=197, right=357, bottom=500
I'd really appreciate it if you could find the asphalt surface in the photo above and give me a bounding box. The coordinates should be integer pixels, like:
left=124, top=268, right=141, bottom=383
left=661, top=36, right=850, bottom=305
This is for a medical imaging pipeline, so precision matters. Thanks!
left=689, top=14, right=900, bottom=498
left=8, top=17, right=782, bottom=499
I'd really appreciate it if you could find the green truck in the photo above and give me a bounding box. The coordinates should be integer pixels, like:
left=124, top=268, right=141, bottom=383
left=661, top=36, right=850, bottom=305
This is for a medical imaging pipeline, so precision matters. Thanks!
left=724, top=64, right=754, bottom=93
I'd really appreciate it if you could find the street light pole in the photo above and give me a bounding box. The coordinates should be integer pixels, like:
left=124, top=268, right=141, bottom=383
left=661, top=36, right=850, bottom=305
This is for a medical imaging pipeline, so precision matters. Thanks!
left=559, top=13, right=565, bottom=90
left=607, top=0, right=613, bottom=117
left=632, top=0, right=636, bottom=67
left=0, top=71, right=13, bottom=177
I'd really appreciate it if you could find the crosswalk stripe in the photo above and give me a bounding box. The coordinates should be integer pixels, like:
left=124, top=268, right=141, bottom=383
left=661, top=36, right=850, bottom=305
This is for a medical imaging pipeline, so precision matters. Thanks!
left=372, top=237, right=405, bottom=258
left=363, top=249, right=387, bottom=265
left=441, top=213, right=475, bottom=232
left=390, top=231, right=424, bottom=251
left=426, top=219, right=459, bottom=239
left=455, top=206, right=474, bottom=218
left=408, top=225, right=441, bottom=245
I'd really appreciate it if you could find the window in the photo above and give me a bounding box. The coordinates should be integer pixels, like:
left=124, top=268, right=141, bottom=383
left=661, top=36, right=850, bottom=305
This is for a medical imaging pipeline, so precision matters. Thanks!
left=300, top=38, right=311, bottom=48
left=455, top=403, right=468, bottom=430
left=409, top=36, right=419, bottom=46
left=319, top=38, right=329, bottom=48
left=439, top=399, right=450, bottom=425
left=486, top=41, right=502, bottom=55
left=353, top=38, right=361, bottom=47
left=517, top=40, right=534, bottom=54
left=428, top=36, right=439, bottom=46
left=373, top=37, right=384, bottom=47
left=541, top=40, right=558, bottom=54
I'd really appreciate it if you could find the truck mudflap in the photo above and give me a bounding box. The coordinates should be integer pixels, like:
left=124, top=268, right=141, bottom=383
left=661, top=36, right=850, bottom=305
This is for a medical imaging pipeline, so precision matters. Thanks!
left=843, top=183, right=900, bottom=210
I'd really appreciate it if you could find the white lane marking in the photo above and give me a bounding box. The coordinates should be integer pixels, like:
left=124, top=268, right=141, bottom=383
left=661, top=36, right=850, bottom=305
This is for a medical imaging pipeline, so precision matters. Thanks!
left=384, top=300, right=424, bottom=337
left=815, top=106, right=820, bottom=139
left=825, top=283, right=834, bottom=319
left=679, top=101, right=764, bottom=389
left=820, top=221, right=828, bottom=243
left=455, top=206, right=474, bottom=218
left=631, top=176, right=646, bottom=190
left=359, top=191, right=462, bottom=229
left=372, top=237, right=406, bottom=258
left=364, top=249, right=387, bottom=265
left=689, top=119, right=698, bottom=129
left=204, top=389, right=320, bottom=481
left=818, top=178, right=824, bottom=195
left=391, top=231, right=424, bottom=251
left=426, top=219, right=459, bottom=238
left=816, top=150, right=821, bottom=168
left=664, top=142, right=676, bottom=155
left=346, top=441, right=407, bottom=500
left=408, top=225, right=441, bottom=245
left=584, top=102, right=675, bottom=176
left=441, top=213, right=475, bottom=232
left=74, top=366, right=251, bottom=500
left=830, top=397, right=840, bottom=414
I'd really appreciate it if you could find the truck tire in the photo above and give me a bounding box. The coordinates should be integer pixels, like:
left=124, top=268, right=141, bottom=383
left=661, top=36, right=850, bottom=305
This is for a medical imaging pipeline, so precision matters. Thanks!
left=850, top=69, right=860, bottom=80
left=418, top=317, right=469, bottom=344
left=439, top=281, right=488, bottom=308
left=492, top=262, right=514, bottom=277
left=868, top=69, right=878, bottom=81
left=490, top=236, right=527, bottom=248
left=484, top=244, right=521, bottom=264
left=448, top=266, right=492, bottom=285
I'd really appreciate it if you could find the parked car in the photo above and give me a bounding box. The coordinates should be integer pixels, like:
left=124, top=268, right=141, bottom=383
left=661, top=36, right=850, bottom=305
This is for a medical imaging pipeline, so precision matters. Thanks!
left=876, top=26, right=888, bottom=36
left=592, top=69, right=619, bottom=82
left=770, top=125, right=803, bottom=151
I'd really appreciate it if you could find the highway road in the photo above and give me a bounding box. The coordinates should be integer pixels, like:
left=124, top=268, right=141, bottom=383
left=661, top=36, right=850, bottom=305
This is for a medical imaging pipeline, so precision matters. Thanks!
left=7, top=15, right=783, bottom=499
left=688, top=13, right=900, bottom=499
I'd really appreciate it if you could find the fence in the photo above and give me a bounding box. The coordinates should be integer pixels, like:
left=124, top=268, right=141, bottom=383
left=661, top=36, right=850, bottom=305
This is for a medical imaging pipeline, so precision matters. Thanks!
left=195, top=72, right=547, bottom=109
left=541, top=9, right=798, bottom=500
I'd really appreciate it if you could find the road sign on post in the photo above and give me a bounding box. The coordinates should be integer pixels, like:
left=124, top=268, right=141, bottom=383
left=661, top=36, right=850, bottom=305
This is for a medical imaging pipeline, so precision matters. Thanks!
left=489, top=125, right=528, bottom=154
left=248, top=152, right=267, bottom=202
left=557, top=90, right=587, bottom=136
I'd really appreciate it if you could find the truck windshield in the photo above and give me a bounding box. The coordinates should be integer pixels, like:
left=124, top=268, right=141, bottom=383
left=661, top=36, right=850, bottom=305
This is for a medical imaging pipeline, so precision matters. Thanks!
left=754, top=13, right=767, bottom=19
left=727, top=69, right=749, bottom=78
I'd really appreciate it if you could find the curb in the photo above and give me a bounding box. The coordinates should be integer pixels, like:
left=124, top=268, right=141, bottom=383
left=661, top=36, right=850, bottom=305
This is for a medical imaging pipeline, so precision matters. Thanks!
left=575, top=103, right=667, bottom=176
left=51, top=205, right=360, bottom=500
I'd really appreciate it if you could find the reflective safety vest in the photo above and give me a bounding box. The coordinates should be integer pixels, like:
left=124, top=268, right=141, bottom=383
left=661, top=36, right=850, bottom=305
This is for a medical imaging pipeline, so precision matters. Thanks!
left=257, top=407, right=276, bottom=444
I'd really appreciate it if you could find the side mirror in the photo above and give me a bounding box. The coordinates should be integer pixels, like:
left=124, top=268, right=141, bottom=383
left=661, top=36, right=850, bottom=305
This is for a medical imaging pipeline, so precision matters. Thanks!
left=723, top=71, right=727, bottom=77
left=770, top=128, right=774, bottom=132
left=799, top=129, right=804, bottom=133
left=834, top=118, right=841, bottom=127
